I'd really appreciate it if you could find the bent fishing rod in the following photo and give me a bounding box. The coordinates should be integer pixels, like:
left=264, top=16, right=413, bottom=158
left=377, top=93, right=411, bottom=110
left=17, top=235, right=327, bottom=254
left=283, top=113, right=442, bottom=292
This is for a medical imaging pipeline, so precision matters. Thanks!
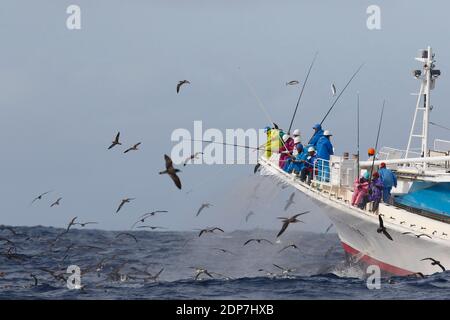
left=368, top=100, right=385, bottom=183
left=287, top=51, right=319, bottom=134
left=307, top=62, right=365, bottom=145
left=356, top=92, right=360, bottom=175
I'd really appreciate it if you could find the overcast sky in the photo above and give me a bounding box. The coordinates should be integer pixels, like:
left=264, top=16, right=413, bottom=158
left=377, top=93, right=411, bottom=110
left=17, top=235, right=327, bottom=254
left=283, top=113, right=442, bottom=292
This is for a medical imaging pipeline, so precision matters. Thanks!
left=1, top=0, right=449, bottom=231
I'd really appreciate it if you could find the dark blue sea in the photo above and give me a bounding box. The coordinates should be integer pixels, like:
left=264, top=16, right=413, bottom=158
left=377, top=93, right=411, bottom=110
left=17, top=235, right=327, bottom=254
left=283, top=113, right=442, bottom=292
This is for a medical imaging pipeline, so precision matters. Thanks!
left=1, top=225, right=449, bottom=299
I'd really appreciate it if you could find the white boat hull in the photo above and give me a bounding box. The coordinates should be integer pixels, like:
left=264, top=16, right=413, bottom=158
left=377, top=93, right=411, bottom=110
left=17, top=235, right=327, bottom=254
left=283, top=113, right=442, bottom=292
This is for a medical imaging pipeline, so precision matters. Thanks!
left=259, top=157, right=450, bottom=276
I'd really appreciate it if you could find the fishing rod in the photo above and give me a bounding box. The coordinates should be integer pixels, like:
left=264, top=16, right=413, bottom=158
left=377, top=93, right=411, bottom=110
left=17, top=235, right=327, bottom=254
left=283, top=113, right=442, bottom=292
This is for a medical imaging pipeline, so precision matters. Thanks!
left=368, top=100, right=385, bottom=183
left=356, top=92, right=360, bottom=176
left=188, top=139, right=268, bottom=151
left=430, top=121, right=450, bottom=132
left=287, top=51, right=319, bottom=134
left=307, top=62, right=365, bottom=145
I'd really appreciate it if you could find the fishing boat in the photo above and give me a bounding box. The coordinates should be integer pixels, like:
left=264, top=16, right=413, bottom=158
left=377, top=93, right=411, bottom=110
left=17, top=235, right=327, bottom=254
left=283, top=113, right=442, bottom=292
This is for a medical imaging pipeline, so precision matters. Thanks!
left=257, top=47, right=450, bottom=276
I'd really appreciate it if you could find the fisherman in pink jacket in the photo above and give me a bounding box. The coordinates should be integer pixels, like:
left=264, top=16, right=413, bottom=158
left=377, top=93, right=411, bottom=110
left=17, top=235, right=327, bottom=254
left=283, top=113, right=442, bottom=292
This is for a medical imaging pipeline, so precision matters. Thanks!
left=352, top=172, right=370, bottom=207
left=279, top=134, right=295, bottom=168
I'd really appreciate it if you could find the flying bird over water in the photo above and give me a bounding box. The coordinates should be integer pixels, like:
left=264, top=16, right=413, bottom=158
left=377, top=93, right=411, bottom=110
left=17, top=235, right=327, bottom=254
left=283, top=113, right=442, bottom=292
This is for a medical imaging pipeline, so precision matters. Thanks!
left=243, top=238, right=274, bottom=246
left=421, top=258, right=446, bottom=272
left=115, top=232, right=138, bottom=243
left=136, top=226, right=167, bottom=230
left=212, top=248, right=236, bottom=255
left=273, top=263, right=296, bottom=275
left=196, top=203, right=213, bottom=216
left=176, top=80, right=190, bottom=93
left=245, top=211, right=255, bottom=223
left=116, top=198, right=135, bottom=213
left=198, top=227, right=224, bottom=237
left=402, top=232, right=432, bottom=239
left=131, top=210, right=168, bottom=229
left=50, top=197, right=62, bottom=207
left=191, top=267, right=213, bottom=280
left=325, top=223, right=334, bottom=234
left=377, top=215, right=393, bottom=241
left=286, top=80, right=299, bottom=86
left=278, top=243, right=299, bottom=253
left=277, top=211, right=309, bottom=238
left=331, top=83, right=337, bottom=96
left=30, top=190, right=53, bottom=205
left=74, top=221, right=98, bottom=227
left=159, top=154, right=182, bottom=190
left=124, top=142, right=141, bottom=154
left=284, top=192, right=295, bottom=211
left=183, top=152, right=203, bottom=166
left=253, top=163, right=261, bottom=174
left=108, top=132, right=121, bottom=149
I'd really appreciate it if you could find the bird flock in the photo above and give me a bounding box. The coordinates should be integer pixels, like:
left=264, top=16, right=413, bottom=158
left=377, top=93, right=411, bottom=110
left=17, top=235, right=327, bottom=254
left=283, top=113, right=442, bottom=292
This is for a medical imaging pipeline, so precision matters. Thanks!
left=1, top=80, right=446, bottom=291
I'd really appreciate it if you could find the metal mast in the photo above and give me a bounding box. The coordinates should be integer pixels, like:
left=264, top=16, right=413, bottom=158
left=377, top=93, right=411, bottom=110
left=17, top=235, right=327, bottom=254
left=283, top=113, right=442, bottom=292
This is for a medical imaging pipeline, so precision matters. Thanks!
left=405, top=46, right=441, bottom=163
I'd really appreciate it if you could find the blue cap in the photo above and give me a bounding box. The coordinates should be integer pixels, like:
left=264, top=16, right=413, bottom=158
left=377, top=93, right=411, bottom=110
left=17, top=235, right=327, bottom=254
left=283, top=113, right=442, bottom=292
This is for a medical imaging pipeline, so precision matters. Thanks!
left=313, top=123, right=321, bottom=130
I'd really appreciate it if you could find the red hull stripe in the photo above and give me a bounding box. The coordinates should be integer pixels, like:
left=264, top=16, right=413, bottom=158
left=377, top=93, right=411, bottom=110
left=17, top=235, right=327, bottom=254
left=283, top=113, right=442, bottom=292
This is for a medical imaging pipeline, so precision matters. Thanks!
left=341, top=242, right=414, bottom=276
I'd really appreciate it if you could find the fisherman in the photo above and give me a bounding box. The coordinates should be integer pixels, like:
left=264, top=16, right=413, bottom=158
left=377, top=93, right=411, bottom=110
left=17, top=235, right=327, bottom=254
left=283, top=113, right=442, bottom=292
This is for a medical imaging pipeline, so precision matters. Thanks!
left=300, top=146, right=317, bottom=184
left=283, top=136, right=302, bottom=172
left=361, top=172, right=383, bottom=212
left=378, top=162, right=398, bottom=204
left=352, top=172, right=370, bottom=207
left=292, top=129, right=301, bottom=140
left=310, top=124, right=324, bottom=147
left=316, top=130, right=334, bottom=182
left=264, top=125, right=282, bottom=158
left=285, top=140, right=305, bottom=173
left=279, top=134, right=295, bottom=168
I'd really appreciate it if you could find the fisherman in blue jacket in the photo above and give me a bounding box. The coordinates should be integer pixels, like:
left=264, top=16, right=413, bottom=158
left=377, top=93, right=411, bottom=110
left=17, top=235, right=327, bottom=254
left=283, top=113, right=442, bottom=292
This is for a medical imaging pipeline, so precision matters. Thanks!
left=316, top=130, right=334, bottom=182
left=309, top=123, right=324, bottom=147
left=378, top=162, right=398, bottom=203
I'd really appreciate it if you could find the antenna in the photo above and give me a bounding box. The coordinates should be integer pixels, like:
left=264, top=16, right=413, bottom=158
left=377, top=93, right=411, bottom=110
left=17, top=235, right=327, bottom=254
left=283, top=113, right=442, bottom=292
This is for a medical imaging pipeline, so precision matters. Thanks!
left=405, top=46, right=441, bottom=165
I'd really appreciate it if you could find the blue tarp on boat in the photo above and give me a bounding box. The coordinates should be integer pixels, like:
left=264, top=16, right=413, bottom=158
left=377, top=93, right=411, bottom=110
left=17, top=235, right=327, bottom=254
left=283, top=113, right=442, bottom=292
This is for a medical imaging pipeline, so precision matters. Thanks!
left=395, top=182, right=450, bottom=216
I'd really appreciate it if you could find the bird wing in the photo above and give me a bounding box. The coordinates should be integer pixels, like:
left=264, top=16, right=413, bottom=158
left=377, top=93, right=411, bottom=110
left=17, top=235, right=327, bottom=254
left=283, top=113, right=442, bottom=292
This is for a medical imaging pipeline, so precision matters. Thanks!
left=198, top=229, right=206, bottom=237
left=273, top=264, right=285, bottom=271
left=272, top=122, right=279, bottom=129
left=116, top=201, right=125, bottom=213
left=134, top=142, right=141, bottom=148
left=254, top=163, right=261, bottom=174
left=292, top=211, right=310, bottom=219
left=437, top=263, right=446, bottom=272
left=164, top=154, right=174, bottom=170
left=212, top=227, right=224, bottom=233
left=124, top=147, right=132, bottom=153
left=378, top=215, right=384, bottom=228
left=421, top=258, right=436, bottom=262
left=243, top=239, right=254, bottom=246
left=115, top=132, right=120, bottom=143
left=277, top=221, right=290, bottom=237
left=196, top=205, right=205, bottom=216
left=331, top=83, right=336, bottom=96
left=262, top=239, right=274, bottom=245
left=418, top=234, right=432, bottom=239
left=169, top=172, right=182, bottom=189
left=176, top=82, right=182, bottom=93
left=383, top=230, right=393, bottom=241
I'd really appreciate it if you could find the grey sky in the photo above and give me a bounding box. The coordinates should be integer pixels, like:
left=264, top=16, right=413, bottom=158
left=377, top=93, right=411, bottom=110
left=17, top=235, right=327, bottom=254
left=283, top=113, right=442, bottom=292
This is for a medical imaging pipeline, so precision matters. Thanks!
left=1, top=1, right=449, bottom=231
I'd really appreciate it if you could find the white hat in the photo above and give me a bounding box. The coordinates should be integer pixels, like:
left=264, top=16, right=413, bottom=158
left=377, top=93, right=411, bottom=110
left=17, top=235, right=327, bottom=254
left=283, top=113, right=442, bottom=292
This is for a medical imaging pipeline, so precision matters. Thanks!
left=308, top=146, right=315, bottom=152
left=293, top=129, right=301, bottom=136
left=294, top=136, right=301, bottom=144
left=323, top=130, right=333, bottom=136
left=282, top=134, right=290, bottom=142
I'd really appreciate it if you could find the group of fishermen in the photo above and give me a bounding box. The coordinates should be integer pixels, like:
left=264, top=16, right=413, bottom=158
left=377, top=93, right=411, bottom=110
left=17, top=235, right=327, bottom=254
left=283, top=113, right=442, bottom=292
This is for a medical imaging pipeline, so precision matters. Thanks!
left=352, top=148, right=398, bottom=211
left=264, top=123, right=334, bottom=183
left=263, top=124, right=398, bottom=212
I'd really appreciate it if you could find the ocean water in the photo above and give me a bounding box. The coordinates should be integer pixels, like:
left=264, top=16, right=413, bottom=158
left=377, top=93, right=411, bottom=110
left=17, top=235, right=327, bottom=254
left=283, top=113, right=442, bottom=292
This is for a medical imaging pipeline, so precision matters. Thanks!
left=0, top=225, right=449, bottom=300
